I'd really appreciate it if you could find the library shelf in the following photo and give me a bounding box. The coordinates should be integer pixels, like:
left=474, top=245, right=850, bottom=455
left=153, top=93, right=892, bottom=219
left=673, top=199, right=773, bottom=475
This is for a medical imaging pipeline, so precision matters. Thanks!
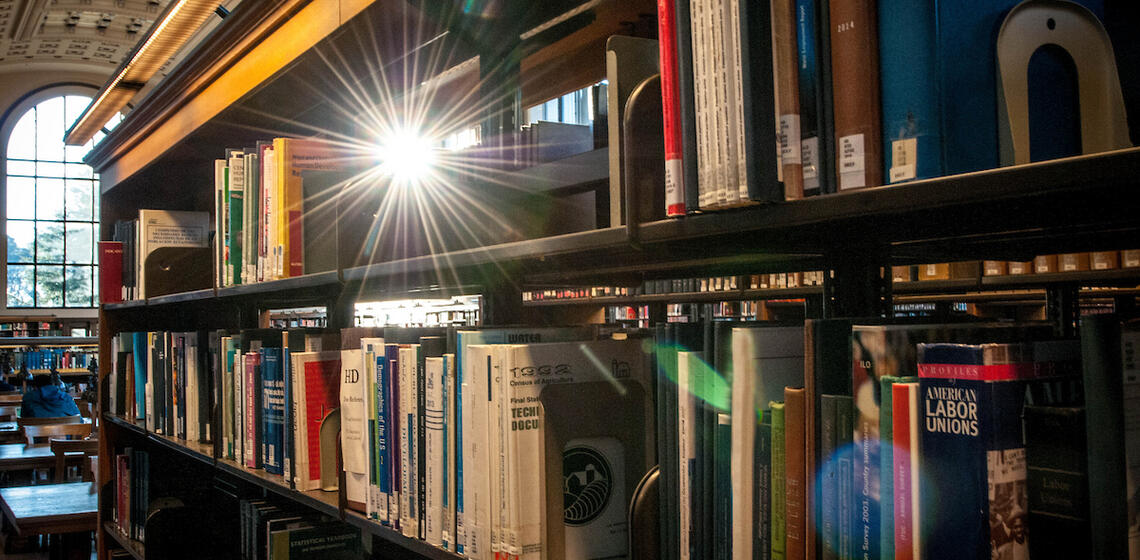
left=342, top=510, right=464, bottom=560
left=0, top=336, right=98, bottom=347
left=103, top=521, right=145, bottom=560
left=145, top=289, right=218, bottom=307
left=215, top=270, right=343, bottom=299
left=982, top=268, right=1140, bottom=288
left=101, top=414, right=461, bottom=558
left=103, top=299, right=148, bottom=311
left=522, top=286, right=824, bottom=307
left=894, top=288, right=1140, bottom=305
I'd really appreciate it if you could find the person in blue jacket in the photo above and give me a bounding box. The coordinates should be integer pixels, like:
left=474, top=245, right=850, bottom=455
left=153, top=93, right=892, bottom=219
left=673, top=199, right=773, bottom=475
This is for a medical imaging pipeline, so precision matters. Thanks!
left=21, top=374, right=80, bottom=418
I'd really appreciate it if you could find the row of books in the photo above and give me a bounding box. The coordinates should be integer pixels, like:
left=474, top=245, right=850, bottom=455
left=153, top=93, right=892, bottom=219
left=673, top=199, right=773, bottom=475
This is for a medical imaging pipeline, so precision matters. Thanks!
left=658, top=317, right=1139, bottom=560
left=108, top=323, right=654, bottom=560
left=10, top=348, right=96, bottom=372
left=895, top=251, right=1140, bottom=283
left=238, top=497, right=362, bottom=560
left=113, top=447, right=149, bottom=543
left=107, top=210, right=211, bottom=301
left=655, top=0, right=1136, bottom=214
left=0, top=321, right=64, bottom=336
left=521, top=272, right=827, bottom=303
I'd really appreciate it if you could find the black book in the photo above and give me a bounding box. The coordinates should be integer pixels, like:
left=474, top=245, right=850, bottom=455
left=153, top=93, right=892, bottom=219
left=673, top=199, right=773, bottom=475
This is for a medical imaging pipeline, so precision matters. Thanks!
left=1025, top=405, right=1090, bottom=558
left=1081, top=315, right=1128, bottom=559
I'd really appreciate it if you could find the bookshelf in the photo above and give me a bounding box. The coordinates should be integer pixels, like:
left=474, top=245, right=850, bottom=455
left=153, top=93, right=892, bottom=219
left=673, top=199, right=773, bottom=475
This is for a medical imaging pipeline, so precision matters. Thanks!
left=89, top=0, right=1139, bottom=559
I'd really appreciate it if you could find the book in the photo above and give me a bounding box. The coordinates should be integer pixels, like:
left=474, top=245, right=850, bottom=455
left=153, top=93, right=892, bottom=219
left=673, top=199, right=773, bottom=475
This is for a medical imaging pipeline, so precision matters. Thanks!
left=829, top=0, right=881, bottom=190
left=1025, top=405, right=1090, bottom=558
left=918, top=343, right=1034, bottom=560
left=271, top=137, right=342, bottom=279
left=262, top=347, right=285, bottom=475
left=795, top=0, right=833, bottom=195
left=771, top=401, right=787, bottom=560
left=891, top=381, right=920, bottom=560
left=1081, top=315, right=1129, bottom=559
left=268, top=521, right=361, bottom=559
left=99, top=241, right=124, bottom=304
left=658, top=0, right=686, bottom=216
left=730, top=325, right=805, bottom=559
left=773, top=0, right=804, bottom=200
left=784, top=386, right=807, bottom=560
left=878, top=374, right=916, bottom=559
left=291, top=350, right=341, bottom=491
left=678, top=350, right=698, bottom=560
left=136, top=209, right=210, bottom=299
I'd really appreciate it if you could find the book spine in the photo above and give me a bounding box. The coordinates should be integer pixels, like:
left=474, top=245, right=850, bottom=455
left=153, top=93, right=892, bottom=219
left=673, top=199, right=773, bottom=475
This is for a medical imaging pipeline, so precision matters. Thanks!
left=262, top=348, right=284, bottom=475
left=828, top=0, right=881, bottom=190
left=785, top=387, right=807, bottom=560
left=678, top=351, right=696, bottom=560
left=1025, top=405, right=1090, bottom=558
left=755, top=417, right=772, bottom=560
left=425, top=357, right=444, bottom=547
left=99, top=241, right=124, bottom=304
left=879, top=374, right=916, bottom=559
left=891, top=382, right=916, bottom=560
left=795, top=0, right=821, bottom=195
left=228, top=153, right=244, bottom=284
left=714, top=413, right=732, bottom=560
left=377, top=353, right=391, bottom=524
left=771, top=401, right=786, bottom=560
left=284, top=347, right=295, bottom=487
left=1081, top=316, right=1128, bottom=559
left=819, top=394, right=839, bottom=560
left=835, top=393, right=853, bottom=560
left=877, top=0, right=939, bottom=183
left=244, top=353, right=257, bottom=468
left=674, top=0, right=700, bottom=214
left=773, top=0, right=803, bottom=200
left=659, top=0, right=686, bottom=216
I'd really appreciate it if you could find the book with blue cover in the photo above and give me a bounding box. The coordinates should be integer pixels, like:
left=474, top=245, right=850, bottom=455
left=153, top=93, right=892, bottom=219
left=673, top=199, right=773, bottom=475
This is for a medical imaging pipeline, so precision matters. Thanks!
left=261, top=347, right=285, bottom=475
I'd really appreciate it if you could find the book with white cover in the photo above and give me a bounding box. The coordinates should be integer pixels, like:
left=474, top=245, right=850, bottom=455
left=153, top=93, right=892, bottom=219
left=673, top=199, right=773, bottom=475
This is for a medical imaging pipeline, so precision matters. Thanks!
left=503, top=338, right=654, bottom=560
left=425, top=356, right=445, bottom=547
left=730, top=325, right=805, bottom=559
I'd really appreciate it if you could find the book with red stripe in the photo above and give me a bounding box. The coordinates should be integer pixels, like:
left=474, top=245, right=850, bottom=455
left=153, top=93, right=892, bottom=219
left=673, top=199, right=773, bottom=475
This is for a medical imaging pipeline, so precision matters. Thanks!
left=892, top=381, right=919, bottom=560
left=658, top=0, right=685, bottom=216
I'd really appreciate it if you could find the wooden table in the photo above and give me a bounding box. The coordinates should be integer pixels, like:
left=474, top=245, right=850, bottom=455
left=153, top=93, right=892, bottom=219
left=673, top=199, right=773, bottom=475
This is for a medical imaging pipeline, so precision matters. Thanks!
left=0, top=482, right=97, bottom=559
left=0, top=482, right=97, bottom=535
left=0, top=443, right=83, bottom=472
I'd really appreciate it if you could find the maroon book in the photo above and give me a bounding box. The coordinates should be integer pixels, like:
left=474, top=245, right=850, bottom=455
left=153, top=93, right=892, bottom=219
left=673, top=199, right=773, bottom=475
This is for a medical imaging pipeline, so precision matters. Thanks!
left=99, top=241, right=124, bottom=303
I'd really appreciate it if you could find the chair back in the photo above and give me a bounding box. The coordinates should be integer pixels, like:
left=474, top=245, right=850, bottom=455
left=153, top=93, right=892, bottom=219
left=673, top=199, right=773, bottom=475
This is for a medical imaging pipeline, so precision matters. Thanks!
left=23, top=422, right=93, bottom=446
left=0, top=404, right=18, bottom=421
left=0, top=393, right=22, bottom=404
left=50, top=437, right=99, bottom=483
left=18, top=415, right=85, bottom=427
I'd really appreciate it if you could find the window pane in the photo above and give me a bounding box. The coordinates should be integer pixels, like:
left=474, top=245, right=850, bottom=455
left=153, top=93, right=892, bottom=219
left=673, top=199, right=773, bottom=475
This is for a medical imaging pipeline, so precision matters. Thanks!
left=7, top=220, right=35, bottom=262
left=6, top=159, right=35, bottom=176
left=7, top=109, right=36, bottom=160
left=36, top=177, right=64, bottom=219
left=36, top=265, right=64, bottom=307
left=65, top=223, right=94, bottom=264
left=64, top=96, right=91, bottom=136
left=38, top=161, right=66, bottom=178
left=65, top=163, right=93, bottom=179
left=65, top=266, right=93, bottom=307
left=6, top=265, right=35, bottom=307
left=35, top=97, right=65, bottom=162
left=6, top=176, right=36, bottom=219
left=36, top=222, right=64, bottom=263
left=65, top=180, right=94, bottom=221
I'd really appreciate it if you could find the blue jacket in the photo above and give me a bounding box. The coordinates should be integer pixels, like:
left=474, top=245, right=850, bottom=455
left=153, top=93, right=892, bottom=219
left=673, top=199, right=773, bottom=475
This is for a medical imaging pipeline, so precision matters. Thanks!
left=21, top=384, right=80, bottom=418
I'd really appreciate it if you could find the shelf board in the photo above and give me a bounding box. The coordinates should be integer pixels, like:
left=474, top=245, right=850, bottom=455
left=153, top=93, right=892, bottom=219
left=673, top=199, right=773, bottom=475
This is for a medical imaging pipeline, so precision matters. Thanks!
left=343, top=510, right=463, bottom=560
left=147, top=289, right=217, bottom=306
left=523, top=286, right=823, bottom=306
left=103, top=521, right=145, bottom=560
left=104, top=299, right=148, bottom=311
left=213, top=457, right=341, bottom=518
left=0, top=336, right=98, bottom=347
left=215, top=271, right=342, bottom=299
left=981, top=268, right=1140, bottom=288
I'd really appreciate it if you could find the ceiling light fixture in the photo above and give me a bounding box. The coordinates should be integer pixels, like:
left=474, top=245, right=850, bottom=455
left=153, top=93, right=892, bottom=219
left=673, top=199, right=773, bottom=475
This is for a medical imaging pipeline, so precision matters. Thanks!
left=64, top=0, right=223, bottom=146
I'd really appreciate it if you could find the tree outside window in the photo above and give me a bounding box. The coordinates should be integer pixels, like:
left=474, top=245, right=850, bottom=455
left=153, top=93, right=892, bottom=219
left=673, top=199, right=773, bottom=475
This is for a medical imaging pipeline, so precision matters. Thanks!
left=5, top=95, right=121, bottom=308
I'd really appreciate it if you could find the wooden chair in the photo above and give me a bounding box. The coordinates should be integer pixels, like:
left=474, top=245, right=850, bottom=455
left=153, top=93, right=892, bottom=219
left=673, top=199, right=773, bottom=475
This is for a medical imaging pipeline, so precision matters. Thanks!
left=49, top=438, right=99, bottom=483
left=17, top=416, right=85, bottom=427
left=22, top=423, right=93, bottom=446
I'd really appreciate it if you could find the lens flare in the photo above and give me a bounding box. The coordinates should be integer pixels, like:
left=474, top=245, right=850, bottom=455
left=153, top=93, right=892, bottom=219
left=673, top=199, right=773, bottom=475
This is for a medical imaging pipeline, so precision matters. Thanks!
left=375, top=128, right=437, bottom=183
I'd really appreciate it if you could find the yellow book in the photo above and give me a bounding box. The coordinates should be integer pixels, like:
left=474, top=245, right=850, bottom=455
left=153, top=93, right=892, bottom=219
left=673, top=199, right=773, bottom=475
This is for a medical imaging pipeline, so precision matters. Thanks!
left=273, top=137, right=342, bottom=278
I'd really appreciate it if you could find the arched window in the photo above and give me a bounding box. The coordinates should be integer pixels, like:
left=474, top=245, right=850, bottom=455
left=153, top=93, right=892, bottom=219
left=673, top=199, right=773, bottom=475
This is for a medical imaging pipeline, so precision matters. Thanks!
left=5, top=94, right=122, bottom=308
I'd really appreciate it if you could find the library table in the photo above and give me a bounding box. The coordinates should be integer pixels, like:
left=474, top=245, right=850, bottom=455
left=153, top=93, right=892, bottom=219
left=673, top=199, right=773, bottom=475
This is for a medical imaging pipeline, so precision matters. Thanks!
left=0, top=443, right=83, bottom=472
left=0, top=482, right=96, bottom=559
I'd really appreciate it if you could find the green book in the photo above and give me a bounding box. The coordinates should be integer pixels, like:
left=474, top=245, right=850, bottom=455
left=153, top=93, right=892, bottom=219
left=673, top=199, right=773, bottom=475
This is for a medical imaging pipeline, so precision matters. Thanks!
left=227, top=149, right=244, bottom=285
left=879, top=374, right=917, bottom=560
left=836, top=395, right=854, bottom=560
left=771, top=401, right=786, bottom=560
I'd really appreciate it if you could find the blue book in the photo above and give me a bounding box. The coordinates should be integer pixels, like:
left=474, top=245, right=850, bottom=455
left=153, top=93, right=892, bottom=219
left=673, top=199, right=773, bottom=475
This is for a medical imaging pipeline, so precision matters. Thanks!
left=878, top=0, right=1105, bottom=182
left=132, top=332, right=147, bottom=420
left=376, top=351, right=392, bottom=522
left=917, top=343, right=1031, bottom=560
left=795, top=0, right=826, bottom=195
left=261, top=347, right=285, bottom=475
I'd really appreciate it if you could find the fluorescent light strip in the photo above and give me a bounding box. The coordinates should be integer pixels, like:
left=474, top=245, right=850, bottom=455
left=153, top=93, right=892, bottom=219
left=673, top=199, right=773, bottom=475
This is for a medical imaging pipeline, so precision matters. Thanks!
left=65, top=0, right=222, bottom=146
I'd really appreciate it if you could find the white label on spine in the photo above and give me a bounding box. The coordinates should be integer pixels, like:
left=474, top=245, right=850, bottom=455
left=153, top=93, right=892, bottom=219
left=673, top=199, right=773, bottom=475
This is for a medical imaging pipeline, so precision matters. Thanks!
left=665, top=159, right=685, bottom=215
left=838, top=134, right=866, bottom=190
left=801, top=136, right=820, bottom=190
left=889, top=138, right=917, bottom=183
left=780, top=114, right=802, bottom=164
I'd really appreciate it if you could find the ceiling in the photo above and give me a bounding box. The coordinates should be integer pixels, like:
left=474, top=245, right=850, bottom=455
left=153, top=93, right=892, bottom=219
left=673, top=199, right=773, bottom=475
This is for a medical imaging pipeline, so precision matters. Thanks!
left=0, top=0, right=237, bottom=79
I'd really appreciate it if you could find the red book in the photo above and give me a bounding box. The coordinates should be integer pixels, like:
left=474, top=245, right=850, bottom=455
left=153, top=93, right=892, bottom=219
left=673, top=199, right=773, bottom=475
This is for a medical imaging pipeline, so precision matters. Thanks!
left=244, top=352, right=261, bottom=469
left=657, top=0, right=685, bottom=216
left=99, top=241, right=124, bottom=303
left=892, top=382, right=918, bottom=560
left=784, top=386, right=807, bottom=560
left=300, top=353, right=341, bottom=490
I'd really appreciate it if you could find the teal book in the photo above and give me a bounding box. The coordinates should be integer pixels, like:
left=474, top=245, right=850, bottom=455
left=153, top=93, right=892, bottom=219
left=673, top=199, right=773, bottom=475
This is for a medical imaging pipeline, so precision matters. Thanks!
left=226, top=149, right=244, bottom=285
left=715, top=413, right=732, bottom=560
